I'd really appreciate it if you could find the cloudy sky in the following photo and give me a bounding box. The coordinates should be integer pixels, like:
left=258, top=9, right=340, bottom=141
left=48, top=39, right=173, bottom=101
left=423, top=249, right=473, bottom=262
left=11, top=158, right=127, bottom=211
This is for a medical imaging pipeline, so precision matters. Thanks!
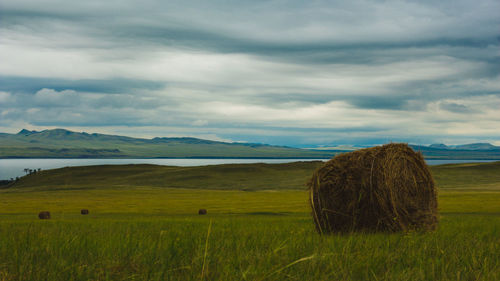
left=0, top=0, right=499, bottom=147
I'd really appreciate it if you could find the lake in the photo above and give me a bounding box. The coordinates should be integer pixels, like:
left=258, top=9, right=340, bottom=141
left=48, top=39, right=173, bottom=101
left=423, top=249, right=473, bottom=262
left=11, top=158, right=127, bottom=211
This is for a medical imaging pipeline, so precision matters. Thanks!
left=0, top=158, right=498, bottom=180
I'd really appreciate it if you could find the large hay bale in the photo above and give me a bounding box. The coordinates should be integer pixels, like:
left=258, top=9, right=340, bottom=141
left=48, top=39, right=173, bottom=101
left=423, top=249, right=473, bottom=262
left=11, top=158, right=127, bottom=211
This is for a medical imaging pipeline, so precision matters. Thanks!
left=81, top=209, right=89, bottom=215
left=309, top=143, right=438, bottom=233
left=38, top=211, right=51, bottom=219
left=198, top=209, right=207, bottom=215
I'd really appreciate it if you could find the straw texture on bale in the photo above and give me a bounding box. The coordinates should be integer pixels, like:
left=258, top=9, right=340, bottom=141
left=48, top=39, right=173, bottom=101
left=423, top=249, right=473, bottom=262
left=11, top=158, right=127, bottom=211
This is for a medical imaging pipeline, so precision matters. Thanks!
left=81, top=209, right=89, bottom=215
left=309, top=143, right=438, bottom=233
left=38, top=211, right=51, bottom=219
left=198, top=209, right=207, bottom=215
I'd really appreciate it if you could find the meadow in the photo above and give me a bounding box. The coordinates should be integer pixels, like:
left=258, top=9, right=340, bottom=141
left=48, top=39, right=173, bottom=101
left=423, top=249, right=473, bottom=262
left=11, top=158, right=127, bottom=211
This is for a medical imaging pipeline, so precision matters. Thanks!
left=1, top=161, right=500, bottom=280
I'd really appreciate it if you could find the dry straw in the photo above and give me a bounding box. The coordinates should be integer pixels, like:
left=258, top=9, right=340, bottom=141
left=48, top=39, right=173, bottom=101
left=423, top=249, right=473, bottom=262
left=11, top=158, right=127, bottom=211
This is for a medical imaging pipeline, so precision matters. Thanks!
left=309, top=143, right=438, bottom=233
left=38, top=211, right=51, bottom=219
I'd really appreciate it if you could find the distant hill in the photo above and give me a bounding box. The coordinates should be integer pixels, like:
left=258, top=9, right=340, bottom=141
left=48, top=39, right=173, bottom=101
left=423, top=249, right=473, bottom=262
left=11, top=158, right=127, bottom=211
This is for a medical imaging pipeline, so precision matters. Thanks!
left=453, top=143, right=499, bottom=150
left=429, top=143, right=449, bottom=149
left=409, top=144, right=500, bottom=160
left=429, top=143, right=499, bottom=151
left=1, top=128, right=500, bottom=159
left=0, top=129, right=338, bottom=159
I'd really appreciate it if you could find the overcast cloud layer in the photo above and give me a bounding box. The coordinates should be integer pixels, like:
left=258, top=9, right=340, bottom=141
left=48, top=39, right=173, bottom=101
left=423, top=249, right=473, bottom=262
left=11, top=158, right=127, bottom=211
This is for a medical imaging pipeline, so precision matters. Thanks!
left=1, top=0, right=499, bottom=147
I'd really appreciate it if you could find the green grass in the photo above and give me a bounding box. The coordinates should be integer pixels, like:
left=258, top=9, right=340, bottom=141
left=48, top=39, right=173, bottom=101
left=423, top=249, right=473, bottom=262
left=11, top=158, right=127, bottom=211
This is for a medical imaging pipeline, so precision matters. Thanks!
left=1, top=214, right=499, bottom=281
left=1, top=161, right=500, bottom=280
left=0, top=188, right=309, bottom=215
left=2, top=188, right=500, bottom=216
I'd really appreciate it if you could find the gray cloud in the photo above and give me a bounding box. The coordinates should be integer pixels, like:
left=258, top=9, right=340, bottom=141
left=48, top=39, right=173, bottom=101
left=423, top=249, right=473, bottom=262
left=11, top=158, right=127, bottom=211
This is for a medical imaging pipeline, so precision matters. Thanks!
left=0, top=0, right=499, bottom=146
left=439, top=102, right=471, bottom=113
left=0, top=76, right=165, bottom=94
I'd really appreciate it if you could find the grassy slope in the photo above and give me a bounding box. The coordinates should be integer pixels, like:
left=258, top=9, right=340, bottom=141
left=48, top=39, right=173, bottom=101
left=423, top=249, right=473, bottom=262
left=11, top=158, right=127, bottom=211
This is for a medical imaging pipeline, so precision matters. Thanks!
left=11, top=162, right=325, bottom=191
left=10, top=160, right=500, bottom=191
left=432, top=162, right=500, bottom=190
left=1, top=161, right=500, bottom=280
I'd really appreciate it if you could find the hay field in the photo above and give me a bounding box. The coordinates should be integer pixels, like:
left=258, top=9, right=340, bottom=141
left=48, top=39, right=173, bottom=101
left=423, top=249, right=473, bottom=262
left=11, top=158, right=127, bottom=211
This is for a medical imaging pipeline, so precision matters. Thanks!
left=1, top=162, right=500, bottom=280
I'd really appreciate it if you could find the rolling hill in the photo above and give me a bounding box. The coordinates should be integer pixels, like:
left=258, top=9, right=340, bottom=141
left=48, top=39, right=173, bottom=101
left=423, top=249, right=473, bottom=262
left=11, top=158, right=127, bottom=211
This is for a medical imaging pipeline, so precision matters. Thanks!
left=7, top=161, right=500, bottom=191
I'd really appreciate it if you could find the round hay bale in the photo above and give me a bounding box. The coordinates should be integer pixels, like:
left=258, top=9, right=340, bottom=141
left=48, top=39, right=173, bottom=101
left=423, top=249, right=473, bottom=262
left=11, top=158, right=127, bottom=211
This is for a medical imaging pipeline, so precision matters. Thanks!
left=38, top=211, right=51, bottom=219
left=309, top=143, right=438, bottom=233
left=81, top=209, right=89, bottom=215
left=198, top=209, right=207, bottom=215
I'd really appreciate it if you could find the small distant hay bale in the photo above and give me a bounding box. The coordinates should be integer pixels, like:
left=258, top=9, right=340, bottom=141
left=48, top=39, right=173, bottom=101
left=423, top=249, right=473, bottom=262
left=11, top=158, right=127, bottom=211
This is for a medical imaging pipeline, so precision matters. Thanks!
left=309, top=143, right=438, bottom=233
left=198, top=209, right=207, bottom=215
left=38, top=211, right=51, bottom=219
left=81, top=209, right=89, bottom=215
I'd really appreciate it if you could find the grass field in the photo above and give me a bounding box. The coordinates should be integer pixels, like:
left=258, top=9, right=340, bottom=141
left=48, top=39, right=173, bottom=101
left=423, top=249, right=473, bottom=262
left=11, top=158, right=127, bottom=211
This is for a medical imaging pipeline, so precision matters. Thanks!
left=1, top=161, right=500, bottom=280
left=10, top=160, right=500, bottom=191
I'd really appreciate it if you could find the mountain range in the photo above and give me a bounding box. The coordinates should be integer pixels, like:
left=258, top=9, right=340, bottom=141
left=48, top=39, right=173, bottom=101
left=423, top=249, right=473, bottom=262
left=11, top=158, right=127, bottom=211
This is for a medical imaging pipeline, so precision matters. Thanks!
left=428, top=143, right=499, bottom=150
left=0, top=129, right=337, bottom=158
left=1, top=129, right=500, bottom=159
